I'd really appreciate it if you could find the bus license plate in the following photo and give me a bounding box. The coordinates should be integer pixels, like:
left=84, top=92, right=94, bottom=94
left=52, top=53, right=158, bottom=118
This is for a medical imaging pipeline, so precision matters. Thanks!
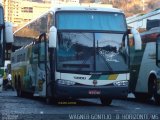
left=88, top=90, right=101, bottom=95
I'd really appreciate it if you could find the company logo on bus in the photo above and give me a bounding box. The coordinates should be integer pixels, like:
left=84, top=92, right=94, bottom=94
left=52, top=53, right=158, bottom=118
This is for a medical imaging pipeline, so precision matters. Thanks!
left=93, top=80, right=97, bottom=86
left=74, top=76, right=86, bottom=80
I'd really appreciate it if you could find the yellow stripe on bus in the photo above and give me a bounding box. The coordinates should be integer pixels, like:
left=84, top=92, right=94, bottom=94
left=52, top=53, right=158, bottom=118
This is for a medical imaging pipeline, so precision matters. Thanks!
left=108, top=74, right=118, bottom=80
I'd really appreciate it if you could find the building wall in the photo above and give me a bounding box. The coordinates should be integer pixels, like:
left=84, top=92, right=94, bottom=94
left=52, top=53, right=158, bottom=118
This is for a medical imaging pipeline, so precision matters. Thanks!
left=2, top=0, right=51, bottom=31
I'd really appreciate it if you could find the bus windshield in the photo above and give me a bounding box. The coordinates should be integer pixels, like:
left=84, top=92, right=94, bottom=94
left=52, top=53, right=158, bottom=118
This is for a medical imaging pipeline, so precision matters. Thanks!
left=56, top=12, right=127, bottom=31
left=57, top=32, right=129, bottom=73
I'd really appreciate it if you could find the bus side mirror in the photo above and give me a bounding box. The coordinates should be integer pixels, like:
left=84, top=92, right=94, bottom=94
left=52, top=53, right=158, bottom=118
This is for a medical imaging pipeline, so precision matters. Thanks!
left=5, top=22, right=14, bottom=43
left=49, top=26, right=57, bottom=48
left=131, top=28, right=142, bottom=50
left=156, top=36, right=160, bottom=67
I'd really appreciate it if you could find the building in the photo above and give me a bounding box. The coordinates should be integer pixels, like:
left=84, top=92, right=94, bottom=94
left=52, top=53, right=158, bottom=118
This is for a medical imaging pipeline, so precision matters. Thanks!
left=57, top=0, right=79, bottom=2
left=2, top=0, right=52, bottom=31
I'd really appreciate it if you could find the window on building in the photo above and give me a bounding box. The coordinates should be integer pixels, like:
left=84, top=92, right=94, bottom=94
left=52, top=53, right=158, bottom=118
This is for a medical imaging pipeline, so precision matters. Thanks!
left=21, top=7, right=33, bottom=13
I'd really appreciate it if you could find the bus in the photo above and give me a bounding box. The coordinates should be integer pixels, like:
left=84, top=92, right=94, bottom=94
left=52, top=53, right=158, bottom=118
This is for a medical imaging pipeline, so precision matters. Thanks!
left=12, top=6, right=141, bottom=105
left=127, top=10, right=160, bottom=104
left=127, top=8, right=160, bottom=31
left=0, top=4, right=13, bottom=67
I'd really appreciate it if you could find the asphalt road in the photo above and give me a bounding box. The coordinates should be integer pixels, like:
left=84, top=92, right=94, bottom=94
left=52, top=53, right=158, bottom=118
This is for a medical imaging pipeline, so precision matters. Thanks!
left=0, top=91, right=160, bottom=120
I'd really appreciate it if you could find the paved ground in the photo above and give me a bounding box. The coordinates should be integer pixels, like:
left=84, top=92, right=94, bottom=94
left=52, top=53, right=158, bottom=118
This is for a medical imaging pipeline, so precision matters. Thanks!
left=0, top=90, right=160, bottom=120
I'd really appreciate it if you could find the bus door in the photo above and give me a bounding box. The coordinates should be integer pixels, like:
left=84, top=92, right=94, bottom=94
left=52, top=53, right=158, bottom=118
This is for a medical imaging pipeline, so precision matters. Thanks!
left=37, top=33, right=48, bottom=96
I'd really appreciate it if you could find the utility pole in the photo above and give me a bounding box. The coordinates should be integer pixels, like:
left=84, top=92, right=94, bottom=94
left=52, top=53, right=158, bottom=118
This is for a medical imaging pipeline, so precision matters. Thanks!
left=142, top=0, right=145, bottom=11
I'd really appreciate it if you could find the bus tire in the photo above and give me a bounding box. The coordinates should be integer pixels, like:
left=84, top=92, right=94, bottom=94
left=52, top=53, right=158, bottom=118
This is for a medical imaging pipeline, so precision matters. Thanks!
left=147, top=75, right=156, bottom=100
left=154, top=94, right=160, bottom=105
left=17, top=75, right=24, bottom=97
left=134, top=93, right=148, bottom=102
left=151, top=79, right=160, bottom=105
left=148, top=75, right=160, bottom=104
left=100, top=97, right=112, bottom=106
left=134, top=75, right=156, bottom=102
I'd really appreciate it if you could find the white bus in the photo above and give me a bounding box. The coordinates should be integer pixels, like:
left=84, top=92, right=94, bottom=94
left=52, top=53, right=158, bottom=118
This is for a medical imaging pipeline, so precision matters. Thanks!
left=0, top=4, right=13, bottom=67
left=12, top=5, right=141, bottom=105
left=127, top=8, right=160, bottom=31
left=127, top=9, right=160, bottom=104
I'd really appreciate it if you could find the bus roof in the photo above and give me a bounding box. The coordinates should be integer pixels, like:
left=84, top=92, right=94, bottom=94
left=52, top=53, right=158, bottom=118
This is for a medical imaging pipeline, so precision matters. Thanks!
left=50, top=5, right=123, bottom=13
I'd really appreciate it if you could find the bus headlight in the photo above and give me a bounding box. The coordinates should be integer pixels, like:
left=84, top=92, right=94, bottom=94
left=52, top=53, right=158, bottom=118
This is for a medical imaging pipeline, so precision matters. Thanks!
left=57, top=79, right=75, bottom=86
left=113, top=81, right=128, bottom=87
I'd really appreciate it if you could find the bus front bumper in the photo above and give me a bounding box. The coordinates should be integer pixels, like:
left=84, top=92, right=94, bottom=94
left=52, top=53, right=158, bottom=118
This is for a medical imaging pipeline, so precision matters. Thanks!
left=55, top=84, right=128, bottom=99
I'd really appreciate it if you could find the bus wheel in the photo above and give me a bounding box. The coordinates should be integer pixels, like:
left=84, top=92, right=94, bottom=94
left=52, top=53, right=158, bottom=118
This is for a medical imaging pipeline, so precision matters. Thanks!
left=149, top=76, right=160, bottom=105
left=17, top=75, right=22, bottom=97
left=134, top=93, right=148, bottom=102
left=148, top=75, right=156, bottom=100
left=152, top=82, right=160, bottom=105
left=154, top=94, right=160, bottom=105
left=100, top=97, right=112, bottom=106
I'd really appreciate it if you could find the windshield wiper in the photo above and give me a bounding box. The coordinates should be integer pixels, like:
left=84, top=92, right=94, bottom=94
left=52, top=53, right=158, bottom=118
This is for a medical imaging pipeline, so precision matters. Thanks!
left=98, top=55, right=113, bottom=71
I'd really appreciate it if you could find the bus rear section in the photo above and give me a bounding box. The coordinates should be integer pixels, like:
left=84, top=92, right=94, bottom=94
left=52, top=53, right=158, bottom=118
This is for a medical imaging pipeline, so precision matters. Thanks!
left=129, top=16, right=160, bottom=104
